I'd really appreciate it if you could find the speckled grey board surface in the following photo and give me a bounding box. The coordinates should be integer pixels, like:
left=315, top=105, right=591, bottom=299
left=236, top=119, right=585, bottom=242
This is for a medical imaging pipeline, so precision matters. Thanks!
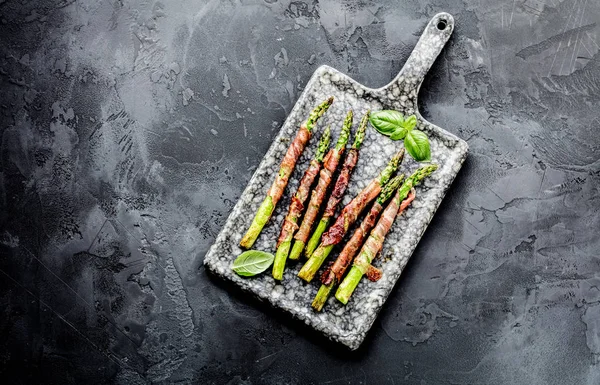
left=204, top=13, right=468, bottom=350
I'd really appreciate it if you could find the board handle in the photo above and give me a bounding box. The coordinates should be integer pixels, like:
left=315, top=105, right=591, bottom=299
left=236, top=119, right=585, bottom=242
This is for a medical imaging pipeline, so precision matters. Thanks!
left=383, top=13, right=454, bottom=93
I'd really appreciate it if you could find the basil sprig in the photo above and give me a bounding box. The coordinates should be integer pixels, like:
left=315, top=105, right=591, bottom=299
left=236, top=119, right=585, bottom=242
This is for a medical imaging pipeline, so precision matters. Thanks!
left=232, top=250, right=274, bottom=277
left=369, top=111, right=431, bottom=162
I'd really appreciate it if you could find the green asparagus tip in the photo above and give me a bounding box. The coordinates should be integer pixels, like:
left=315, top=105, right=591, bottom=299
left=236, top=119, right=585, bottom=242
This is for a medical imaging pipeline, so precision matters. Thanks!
left=421, top=163, right=439, bottom=176
left=379, top=149, right=405, bottom=186
left=352, top=111, right=370, bottom=149
left=305, top=97, right=334, bottom=132
left=377, top=174, right=405, bottom=204
left=315, top=126, right=331, bottom=162
left=410, top=164, right=438, bottom=186
left=393, top=164, right=439, bottom=205
left=335, top=110, right=353, bottom=150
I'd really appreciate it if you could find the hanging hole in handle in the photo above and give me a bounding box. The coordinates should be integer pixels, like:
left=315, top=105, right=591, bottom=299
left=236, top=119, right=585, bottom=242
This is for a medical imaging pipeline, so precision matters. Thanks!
left=437, top=19, right=447, bottom=30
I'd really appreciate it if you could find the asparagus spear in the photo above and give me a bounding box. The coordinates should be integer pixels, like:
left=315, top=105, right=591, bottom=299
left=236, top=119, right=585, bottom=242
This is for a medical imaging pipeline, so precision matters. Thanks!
left=335, top=164, right=438, bottom=305
left=240, top=97, right=334, bottom=249
left=297, top=150, right=405, bottom=282
left=272, top=128, right=331, bottom=280
left=303, top=112, right=369, bottom=259
left=289, top=111, right=353, bottom=260
left=312, top=174, right=404, bottom=311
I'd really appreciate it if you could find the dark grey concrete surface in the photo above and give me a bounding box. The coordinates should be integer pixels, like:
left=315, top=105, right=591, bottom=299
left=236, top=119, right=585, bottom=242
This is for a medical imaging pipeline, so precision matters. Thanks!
left=1, top=0, right=599, bottom=384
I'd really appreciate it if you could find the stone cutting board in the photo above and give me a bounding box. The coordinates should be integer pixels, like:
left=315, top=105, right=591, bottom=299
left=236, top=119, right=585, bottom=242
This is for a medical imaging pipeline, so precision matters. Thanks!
left=204, top=13, right=468, bottom=350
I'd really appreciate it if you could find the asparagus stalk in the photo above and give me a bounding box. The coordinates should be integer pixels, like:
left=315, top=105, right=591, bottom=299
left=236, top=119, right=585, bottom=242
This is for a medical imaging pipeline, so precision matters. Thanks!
left=297, top=149, right=405, bottom=282
left=303, top=112, right=369, bottom=258
left=240, top=97, right=334, bottom=249
left=335, top=164, right=438, bottom=305
left=272, top=128, right=331, bottom=280
left=288, top=110, right=353, bottom=260
left=312, top=174, right=404, bottom=311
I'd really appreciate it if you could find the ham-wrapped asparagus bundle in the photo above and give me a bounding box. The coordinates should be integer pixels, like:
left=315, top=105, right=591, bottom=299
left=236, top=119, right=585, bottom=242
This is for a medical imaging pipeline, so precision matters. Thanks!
left=271, top=128, right=331, bottom=280
left=335, top=164, right=438, bottom=305
left=302, top=112, right=369, bottom=260
left=311, top=174, right=404, bottom=310
left=239, top=97, right=334, bottom=249
left=288, top=110, right=353, bottom=261
left=297, top=150, right=405, bottom=282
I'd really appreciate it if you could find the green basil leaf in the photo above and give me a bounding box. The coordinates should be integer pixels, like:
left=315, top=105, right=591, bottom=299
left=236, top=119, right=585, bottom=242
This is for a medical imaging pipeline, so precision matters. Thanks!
left=405, top=129, right=431, bottom=162
left=390, top=127, right=408, bottom=140
left=232, top=250, right=275, bottom=277
left=403, top=115, right=418, bottom=131
left=369, top=110, right=405, bottom=135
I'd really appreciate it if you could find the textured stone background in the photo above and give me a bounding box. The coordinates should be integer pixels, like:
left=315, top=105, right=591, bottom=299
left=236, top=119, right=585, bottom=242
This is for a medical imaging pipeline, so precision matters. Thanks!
left=1, top=0, right=599, bottom=384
